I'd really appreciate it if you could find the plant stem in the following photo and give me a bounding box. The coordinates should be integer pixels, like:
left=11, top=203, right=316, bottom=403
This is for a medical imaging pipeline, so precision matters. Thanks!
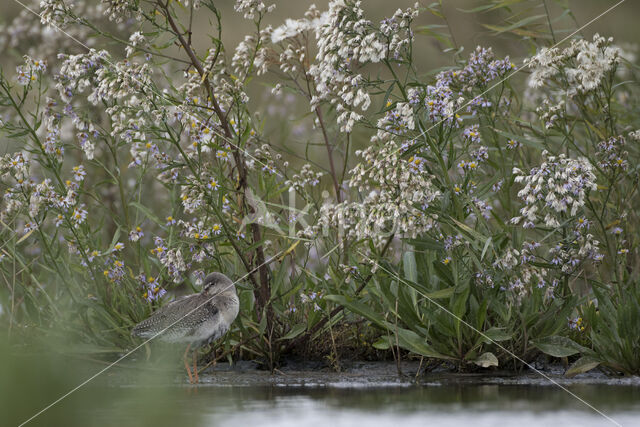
left=159, top=0, right=271, bottom=324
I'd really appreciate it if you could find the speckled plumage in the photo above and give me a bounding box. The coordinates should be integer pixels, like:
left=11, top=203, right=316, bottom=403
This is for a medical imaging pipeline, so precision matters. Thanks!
left=132, top=272, right=239, bottom=348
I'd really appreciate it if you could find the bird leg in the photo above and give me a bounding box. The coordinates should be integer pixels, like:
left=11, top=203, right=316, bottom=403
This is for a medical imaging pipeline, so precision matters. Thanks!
left=192, top=350, right=199, bottom=383
left=183, top=343, right=194, bottom=384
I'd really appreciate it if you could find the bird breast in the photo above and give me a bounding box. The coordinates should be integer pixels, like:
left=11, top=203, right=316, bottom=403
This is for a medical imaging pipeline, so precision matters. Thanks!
left=190, top=294, right=239, bottom=346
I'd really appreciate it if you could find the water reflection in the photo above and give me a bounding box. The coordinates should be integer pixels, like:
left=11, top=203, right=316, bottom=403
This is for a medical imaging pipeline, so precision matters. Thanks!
left=2, top=338, right=640, bottom=427
left=102, top=377, right=640, bottom=427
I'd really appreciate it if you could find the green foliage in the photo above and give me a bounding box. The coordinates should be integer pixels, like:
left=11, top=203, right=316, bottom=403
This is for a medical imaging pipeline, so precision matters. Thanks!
left=579, top=281, right=640, bottom=375
left=0, top=0, right=638, bottom=377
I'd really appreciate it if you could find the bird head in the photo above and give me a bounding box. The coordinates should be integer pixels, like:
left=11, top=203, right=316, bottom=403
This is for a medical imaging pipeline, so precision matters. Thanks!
left=202, top=272, right=235, bottom=297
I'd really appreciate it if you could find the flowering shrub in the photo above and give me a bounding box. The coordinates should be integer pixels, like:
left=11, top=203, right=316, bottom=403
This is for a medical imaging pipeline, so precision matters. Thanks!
left=0, top=0, right=639, bottom=374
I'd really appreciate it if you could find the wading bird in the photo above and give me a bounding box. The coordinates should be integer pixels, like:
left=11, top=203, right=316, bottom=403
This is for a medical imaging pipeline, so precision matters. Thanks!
left=132, top=272, right=240, bottom=383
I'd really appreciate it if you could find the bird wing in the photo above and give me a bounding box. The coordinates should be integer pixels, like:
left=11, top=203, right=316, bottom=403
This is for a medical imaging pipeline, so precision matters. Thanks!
left=132, top=294, right=219, bottom=341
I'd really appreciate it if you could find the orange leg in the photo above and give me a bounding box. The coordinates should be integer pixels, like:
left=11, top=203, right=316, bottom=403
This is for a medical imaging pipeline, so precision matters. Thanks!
left=192, top=350, right=199, bottom=383
left=183, top=343, right=193, bottom=384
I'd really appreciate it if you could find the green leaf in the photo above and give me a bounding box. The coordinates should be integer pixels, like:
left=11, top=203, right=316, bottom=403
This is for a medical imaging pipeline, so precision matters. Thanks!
left=458, top=0, right=524, bottom=13
left=423, top=286, right=456, bottom=299
left=482, top=14, right=547, bottom=34
left=452, top=286, right=470, bottom=341
left=565, top=356, right=601, bottom=378
left=414, top=25, right=454, bottom=48
left=16, top=228, right=35, bottom=244
left=407, top=237, right=443, bottom=251
left=394, top=326, right=452, bottom=359
left=372, top=337, right=391, bottom=350
left=492, top=128, right=545, bottom=150
left=270, top=259, right=289, bottom=299
left=458, top=4, right=495, bottom=13
left=109, top=228, right=121, bottom=249
left=481, top=237, right=492, bottom=261
left=324, top=295, right=385, bottom=328
left=532, top=336, right=588, bottom=358
left=379, top=81, right=396, bottom=113
left=483, top=327, right=511, bottom=342
left=401, top=277, right=455, bottom=300
left=453, top=286, right=470, bottom=319
left=130, top=201, right=163, bottom=226
left=281, top=323, right=306, bottom=340
left=472, top=352, right=499, bottom=368
left=450, top=218, right=489, bottom=245
left=403, top=251, right=418, bottom=283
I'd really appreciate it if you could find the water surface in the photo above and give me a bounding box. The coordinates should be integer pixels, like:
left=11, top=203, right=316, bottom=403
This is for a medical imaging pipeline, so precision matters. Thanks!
left=5, top=356, right=640, bottom=427
left=98, top=362, right=640, bottom=427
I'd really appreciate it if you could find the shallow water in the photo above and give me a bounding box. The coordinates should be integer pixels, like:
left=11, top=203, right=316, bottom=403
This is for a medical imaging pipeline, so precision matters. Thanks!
left=104, top=383, right=640, bottom=427
left=5, top=356, right=640, bottom=427
left=94, top=362, right=640, bottom=427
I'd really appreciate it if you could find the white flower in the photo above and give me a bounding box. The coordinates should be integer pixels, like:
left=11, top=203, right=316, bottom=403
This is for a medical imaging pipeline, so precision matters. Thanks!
left=307, top=0, right=419, bottom=132
left=527, top=34, right=620, bottom=95
left=320, top=137, right=440, bottom=245
left=511, top=151, right=597, bottom=228
left=286, top=164, right=323, bottom=190
left=272, top=18, right=311, bottom=43
left=125, top=31, right=147, bottom=58
left=234, top=0, right=275, bottom=20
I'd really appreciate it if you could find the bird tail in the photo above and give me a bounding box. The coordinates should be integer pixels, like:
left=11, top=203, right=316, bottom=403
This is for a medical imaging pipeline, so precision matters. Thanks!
left=131, top=321, right=153, bottom=338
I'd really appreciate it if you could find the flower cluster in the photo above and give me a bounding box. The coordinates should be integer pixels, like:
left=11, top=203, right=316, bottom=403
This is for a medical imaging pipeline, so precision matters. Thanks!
left=300, top=290, right=323, bottom=312
left=378, top=102, right=415, bottom=137
left=129, top=226, right=144, bottom=242
left=101, top=0, right=142, bottom=23
left=421, top=82, right=461, bottom=126
left=596, top=135, right=628, bottom=171
left=379, top=3, right=420, bottom=60
left=271, top=4, right=328, bottom=44
left=39, top=0, right=70, bottom=26
left=151, top=237, right=187, bottom=283
left=467, top=197, right=493, bottom=220
left=510, top=151, right=603, bottom=273
left=420, top=47, right=514, bottom=124
left=568, top=316, right=585, bottom=332
left=484, top=244, right=562, bottom=300
left=0, top=144, right=94, bottom=232
left=309, top=0, right=379, bottom=132
left=251, top=144, right=281, bottom=175
left=15, top=56, right=46, bottom=85
left=527, top=34, right=620, bottom=95
left=442, top=46, right=514, bottom=93
left=462, top=125, right=480, bottom=144
left=137, top=273, right=167, bottom=303
left=55, top=49, right=108, bottom=103
left=511, top=151, right=597, bottom=229
left=232, top=28, right=271, bottom=80
left=125, top=31, right=150, bottom=59
left=234, top=0, right=275, bottom=20
left=548, top=232, right=602, bottom=273
left=308, top=1, right=419, bottom=132
left=320, top=137, right=440, bottom=245
left=287, top=164, right=323, bottom=191
left=536, top=98, right=565, bottom=129
left=527, top=34, right=621, bottom=128
left=103, top=256, right=126, bottom=284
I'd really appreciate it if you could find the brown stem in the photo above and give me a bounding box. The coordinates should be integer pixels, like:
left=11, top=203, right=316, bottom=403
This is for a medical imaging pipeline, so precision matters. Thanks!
left=159, top=1, right=272, bottom=324
left=315, top=107, right=341, bottom=202
left=298, top=52, right=341, bottom=203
